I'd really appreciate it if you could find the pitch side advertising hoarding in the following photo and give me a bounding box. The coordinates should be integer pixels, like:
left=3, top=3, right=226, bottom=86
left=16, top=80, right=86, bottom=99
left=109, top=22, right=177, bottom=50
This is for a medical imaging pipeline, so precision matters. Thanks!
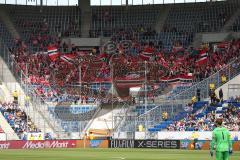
left=0, top=140, right=77, bottom=149
left=0, top=140, right=109, bottom=149
left=109, top=139, right=180, bottom=149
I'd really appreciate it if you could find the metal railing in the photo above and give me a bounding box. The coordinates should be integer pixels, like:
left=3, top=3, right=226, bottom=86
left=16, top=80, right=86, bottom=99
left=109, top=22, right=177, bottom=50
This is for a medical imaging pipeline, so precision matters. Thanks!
left=0, top=17, right=86, bottom=139
left=117, top=55, right=240, bottom=134
left=0, top=42, right=66, bottom=138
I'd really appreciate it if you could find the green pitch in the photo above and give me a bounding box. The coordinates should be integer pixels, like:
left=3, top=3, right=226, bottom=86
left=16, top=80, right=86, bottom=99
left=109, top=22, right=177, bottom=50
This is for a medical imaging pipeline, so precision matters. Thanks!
left=0, top=148, right=239, bottom=160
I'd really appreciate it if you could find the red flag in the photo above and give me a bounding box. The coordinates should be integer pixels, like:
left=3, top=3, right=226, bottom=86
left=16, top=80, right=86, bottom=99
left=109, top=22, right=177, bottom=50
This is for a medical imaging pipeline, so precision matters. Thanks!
left=196, top=49, right=208, bottom=65
left=217, top=41, right=230, bottom=49
left=60, top=53, right=76, bottom=64
left=161, top=75, right=193, bottom=83
left=48, top=46, right=60, bottom=62
left=140, top=47, right=154, bottom=61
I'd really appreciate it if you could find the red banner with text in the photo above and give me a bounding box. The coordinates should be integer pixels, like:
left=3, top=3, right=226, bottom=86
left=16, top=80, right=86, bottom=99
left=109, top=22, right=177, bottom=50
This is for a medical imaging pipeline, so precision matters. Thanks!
left=0, top=140, right=77, bottom=149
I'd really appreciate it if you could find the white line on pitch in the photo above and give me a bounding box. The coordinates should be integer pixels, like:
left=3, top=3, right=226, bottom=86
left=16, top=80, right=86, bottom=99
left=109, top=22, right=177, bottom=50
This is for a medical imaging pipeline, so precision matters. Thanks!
left=111, top=157, right=126, bottom=159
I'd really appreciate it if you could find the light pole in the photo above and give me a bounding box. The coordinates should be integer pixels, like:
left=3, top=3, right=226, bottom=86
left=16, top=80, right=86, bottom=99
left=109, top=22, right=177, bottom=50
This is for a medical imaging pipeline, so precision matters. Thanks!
left=144, top=61, right=148, bottom=139
left=109, top=53, right=118, bottom=139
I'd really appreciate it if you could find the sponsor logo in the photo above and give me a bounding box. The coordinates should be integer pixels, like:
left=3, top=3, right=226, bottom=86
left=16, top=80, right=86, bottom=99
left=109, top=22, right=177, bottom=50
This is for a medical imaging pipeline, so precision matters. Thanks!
left=109, top=140, right=180, bottom=149
left=135, top=140, right=179, bottom=149
left=0, top=143, right=10, bottom=149
left=22, top=141, right=69, bottom=149
left=90, top=140, right=103, bottom=148
left=110, top=140, right=134, bottom=148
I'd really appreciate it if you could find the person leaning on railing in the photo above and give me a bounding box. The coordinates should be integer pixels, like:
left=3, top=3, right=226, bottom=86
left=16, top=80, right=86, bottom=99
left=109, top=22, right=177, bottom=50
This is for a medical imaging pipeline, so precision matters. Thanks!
left=12, top=90, right=18, bottom=104
left=221, top=74, right=227, bottom=84
left=162, top=111, right=168, bottom=121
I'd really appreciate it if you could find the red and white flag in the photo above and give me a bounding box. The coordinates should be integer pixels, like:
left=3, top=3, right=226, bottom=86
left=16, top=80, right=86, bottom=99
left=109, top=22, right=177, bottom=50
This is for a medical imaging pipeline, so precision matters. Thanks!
left=48, top=46, right=60, bottom=62
left=161, top=75, right=193, bottom=83
left=140, top=47, right=154, bottom=61
left=196, top=49, right=208, bottom=65
left=60, top=53, right=76, bottom=65
left=217, top=41, right=230, bottom=49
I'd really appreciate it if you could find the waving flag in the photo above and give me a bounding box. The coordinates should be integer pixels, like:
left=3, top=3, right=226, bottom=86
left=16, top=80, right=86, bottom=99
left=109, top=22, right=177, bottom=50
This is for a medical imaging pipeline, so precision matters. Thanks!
left=60, top=53, right=76, bottom=65
left=196, top=49, right=208, bottom=65
left=140, top=47, right=154, bottom=61
left=217, top=41, right=230, bottom=49
left=48, top=46, right=60, bottom=62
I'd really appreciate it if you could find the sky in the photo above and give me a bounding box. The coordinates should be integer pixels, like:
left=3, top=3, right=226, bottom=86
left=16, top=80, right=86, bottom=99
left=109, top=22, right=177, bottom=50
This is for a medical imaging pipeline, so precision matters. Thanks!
left=0, top=0, right=224, bottom=6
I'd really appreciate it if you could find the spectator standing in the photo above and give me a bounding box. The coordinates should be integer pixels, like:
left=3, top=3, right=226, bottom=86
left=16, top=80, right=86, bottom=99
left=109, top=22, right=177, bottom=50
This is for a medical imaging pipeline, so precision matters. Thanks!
left=24, top=95, right=30, bottom=108
left=12, top=90, right=18, bottom=104
left=192, top=96, right=197, bottom=103
left=221, top=74, right=227, bottom=84
left=197, top=89, right=201, bottom=102
left=162, top=111, right=168, bottom=121
left=219, top=88, right=223, bottom=103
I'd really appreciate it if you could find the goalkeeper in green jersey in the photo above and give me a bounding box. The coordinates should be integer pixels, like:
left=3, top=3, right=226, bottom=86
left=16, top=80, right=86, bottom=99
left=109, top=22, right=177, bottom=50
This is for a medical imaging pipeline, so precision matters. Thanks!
left=210, top=118, right=233, bottom=160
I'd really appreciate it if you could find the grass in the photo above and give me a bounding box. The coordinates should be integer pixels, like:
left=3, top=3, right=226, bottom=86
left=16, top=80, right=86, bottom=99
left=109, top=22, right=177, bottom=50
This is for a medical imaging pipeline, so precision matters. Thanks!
left=0, top=149, right=239, bottom=160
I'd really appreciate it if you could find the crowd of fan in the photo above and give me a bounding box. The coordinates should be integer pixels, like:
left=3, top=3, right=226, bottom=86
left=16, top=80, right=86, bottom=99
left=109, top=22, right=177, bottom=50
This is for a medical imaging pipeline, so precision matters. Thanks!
left=0, top=101, right=40, bottom=138
left=6, top=14, right=240, bottom=104
left=167, top=102, right=240, bottom=131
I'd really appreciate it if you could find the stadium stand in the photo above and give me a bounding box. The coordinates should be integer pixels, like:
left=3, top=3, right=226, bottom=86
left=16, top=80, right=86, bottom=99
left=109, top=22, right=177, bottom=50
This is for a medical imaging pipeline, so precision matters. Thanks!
left=3, top=27, right=240, bottom=106
left=0, top=101, right=40, bottom=139
left=147, top=100, right=240, bottom=132
left=90, top=5, right=159, bottom=37
left=231, top=15, right=240, bottom=31
left=48, top=105, right=97, bottom=132
left=7, top=5, right=81, bottom=52
left=0, top=0, right=240, bottom=138
left=163, top=1, right=238, bottom=33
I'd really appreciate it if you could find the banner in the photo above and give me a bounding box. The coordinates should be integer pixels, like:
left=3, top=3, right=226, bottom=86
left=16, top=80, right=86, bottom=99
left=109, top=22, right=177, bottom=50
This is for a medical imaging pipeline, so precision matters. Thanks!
left=109, top=139, right=134, bottom=148
left=180, top=140, right=240, bottom=151
left=109, top=139, right=180, bottom=149
left=76, top=140, right=108, bottom=148
left=134, top=140, right=180, bottom=149
left=160, top=75, right=193, bottom=83
left=0, top=140, right=77, bottom=149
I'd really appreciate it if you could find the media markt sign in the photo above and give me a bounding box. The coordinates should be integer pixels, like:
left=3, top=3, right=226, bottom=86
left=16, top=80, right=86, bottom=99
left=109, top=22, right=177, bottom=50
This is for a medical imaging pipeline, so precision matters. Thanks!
left=0, top=143, right=10, bottom=149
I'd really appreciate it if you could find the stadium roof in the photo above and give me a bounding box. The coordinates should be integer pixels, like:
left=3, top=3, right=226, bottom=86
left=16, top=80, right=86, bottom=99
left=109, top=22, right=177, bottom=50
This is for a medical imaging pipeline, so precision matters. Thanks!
left=0, top=0, right=225, bottom=6
left=91, top=0, right=225, bottom=6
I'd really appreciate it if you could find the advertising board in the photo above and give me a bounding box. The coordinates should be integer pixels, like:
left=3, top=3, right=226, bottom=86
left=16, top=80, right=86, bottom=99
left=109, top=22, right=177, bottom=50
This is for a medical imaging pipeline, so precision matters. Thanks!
left=109, top=139, right=180, bottom=149
left=0, top=140, right=77, bottom=149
